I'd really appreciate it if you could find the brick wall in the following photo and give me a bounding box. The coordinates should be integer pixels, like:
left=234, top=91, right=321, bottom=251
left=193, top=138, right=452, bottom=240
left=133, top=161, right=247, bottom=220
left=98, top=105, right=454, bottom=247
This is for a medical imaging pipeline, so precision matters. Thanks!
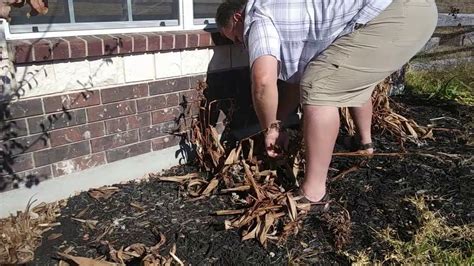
left=0, top=30, right=251, bottom=192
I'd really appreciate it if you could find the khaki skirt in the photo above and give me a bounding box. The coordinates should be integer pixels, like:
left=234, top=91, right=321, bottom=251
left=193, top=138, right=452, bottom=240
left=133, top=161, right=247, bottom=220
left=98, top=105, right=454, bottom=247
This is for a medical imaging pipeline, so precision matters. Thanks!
left=300, top=0, right=438, bottom=107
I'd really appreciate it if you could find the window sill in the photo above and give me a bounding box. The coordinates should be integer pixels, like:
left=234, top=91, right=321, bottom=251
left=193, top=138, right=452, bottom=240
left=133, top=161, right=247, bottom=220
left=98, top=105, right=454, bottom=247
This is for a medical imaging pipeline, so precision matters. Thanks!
left=9, top=29, right=232, bottom=64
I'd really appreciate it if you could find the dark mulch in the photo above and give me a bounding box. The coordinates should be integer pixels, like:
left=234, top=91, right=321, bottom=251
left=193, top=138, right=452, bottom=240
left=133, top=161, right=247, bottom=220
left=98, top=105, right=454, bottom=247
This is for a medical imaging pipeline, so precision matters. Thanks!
left=32, top=94, right=473, bottom=265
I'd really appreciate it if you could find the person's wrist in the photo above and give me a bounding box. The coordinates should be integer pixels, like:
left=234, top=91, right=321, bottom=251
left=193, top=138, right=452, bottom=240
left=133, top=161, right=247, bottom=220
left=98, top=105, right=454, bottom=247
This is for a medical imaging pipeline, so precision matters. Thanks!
left=264, top=120, right=283, bottom=136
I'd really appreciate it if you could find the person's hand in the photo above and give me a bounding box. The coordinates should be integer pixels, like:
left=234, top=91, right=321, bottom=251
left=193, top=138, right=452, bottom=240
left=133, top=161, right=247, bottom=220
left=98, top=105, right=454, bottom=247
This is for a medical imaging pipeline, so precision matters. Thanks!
left=265, top=127, right=289, bottom=158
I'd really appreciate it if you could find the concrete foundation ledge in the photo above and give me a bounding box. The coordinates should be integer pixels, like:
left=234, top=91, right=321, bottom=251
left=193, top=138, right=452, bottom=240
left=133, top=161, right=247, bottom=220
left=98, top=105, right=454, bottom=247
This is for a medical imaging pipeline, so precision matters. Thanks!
left=0, top=145, right=186, bottom=218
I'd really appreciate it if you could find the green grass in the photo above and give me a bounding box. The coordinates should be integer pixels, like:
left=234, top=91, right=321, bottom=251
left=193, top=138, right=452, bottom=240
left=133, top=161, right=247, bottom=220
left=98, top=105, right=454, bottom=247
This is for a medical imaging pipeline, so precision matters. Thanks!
left=406, top=63, right=474, bottom=105
left=340, top=197, right=474, bottom=265
left=375, top=197, right=474, bottom=265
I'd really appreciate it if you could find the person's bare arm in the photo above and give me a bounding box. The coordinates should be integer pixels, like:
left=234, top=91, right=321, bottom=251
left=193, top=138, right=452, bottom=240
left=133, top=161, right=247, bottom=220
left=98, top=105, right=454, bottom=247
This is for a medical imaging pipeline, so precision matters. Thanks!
left=251, top=55, right=279, bottom=130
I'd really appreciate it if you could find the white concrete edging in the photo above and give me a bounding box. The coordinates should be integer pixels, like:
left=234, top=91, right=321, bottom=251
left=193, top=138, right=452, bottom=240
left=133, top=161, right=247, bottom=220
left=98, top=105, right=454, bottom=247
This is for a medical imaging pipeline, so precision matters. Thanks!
left=0, top=145, right=186, bottom=218
left=438, top=13, right=474, bottom=27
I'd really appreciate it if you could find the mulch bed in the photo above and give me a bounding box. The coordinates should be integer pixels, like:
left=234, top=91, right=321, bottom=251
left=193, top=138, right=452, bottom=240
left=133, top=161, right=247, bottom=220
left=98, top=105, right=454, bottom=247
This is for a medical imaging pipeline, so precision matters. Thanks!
left=32, top=94, right=473, bottom=265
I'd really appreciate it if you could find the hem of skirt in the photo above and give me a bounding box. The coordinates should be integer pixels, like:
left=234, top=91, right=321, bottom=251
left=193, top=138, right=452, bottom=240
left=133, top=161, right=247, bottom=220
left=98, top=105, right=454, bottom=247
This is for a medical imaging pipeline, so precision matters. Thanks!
left=301, top=100, right=367, bottom=108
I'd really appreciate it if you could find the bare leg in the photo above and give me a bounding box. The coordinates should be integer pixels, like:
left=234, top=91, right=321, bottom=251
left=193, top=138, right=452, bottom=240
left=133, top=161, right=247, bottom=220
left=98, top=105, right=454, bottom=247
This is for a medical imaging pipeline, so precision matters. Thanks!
left=348, top=99, right=374, bottom=153
left=302, top=105, right=339, bottom=202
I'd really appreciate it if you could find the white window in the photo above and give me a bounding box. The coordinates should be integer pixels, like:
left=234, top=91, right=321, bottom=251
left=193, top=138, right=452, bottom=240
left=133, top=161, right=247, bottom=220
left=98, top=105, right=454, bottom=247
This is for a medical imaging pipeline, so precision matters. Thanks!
left=193, top=0, right=224, bottom=25
left=6, top=0, right=224, bottom=39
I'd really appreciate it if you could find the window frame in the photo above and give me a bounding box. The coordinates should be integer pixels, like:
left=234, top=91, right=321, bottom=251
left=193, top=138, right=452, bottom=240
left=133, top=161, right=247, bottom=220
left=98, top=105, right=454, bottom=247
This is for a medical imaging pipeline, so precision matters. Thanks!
left=5, top=0, right=219, bottom=40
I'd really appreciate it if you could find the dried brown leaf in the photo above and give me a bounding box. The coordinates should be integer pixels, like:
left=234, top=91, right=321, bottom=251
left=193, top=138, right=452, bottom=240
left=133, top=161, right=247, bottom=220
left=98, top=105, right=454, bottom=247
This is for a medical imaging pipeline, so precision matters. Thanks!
left=258, top=212, right=275, bottom=246
left=258, top=170, right=277, bottom=177
left=57, top=252, right=119, bottom=266
left=287, top=194, right=297, bottom=221
left=187, top=179, right=207, bottom=197
left=220, top=185, right=251, bottom=193
left=247, top=139, right=254, bottom=162
left=124, top=243, right=146, bottom=257
left=88, top=187, right=119, bottom=200
left=130, top=202, right=146, bottom=212
left=157, top=173, right=200, bottom=183
left=242, top=161, right=263, bottom=201
left=242, top=218, right=261, bottom=241
left=214, top=209, right=246, bottom=216
left=169, top=244, right=184, bottom=266
left=224, top=148, right=238, bottom=165
left=201, top=178, right=219, bottom=196
left=209, top=126, right=225, bottom=154
left=47, top=233, right=62, bottom=240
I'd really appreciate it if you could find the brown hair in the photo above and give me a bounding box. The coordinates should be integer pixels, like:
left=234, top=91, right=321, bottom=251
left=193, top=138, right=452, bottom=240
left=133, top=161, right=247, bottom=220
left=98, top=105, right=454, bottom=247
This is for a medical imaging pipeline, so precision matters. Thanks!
left=215, top=0, right=247, bottom=28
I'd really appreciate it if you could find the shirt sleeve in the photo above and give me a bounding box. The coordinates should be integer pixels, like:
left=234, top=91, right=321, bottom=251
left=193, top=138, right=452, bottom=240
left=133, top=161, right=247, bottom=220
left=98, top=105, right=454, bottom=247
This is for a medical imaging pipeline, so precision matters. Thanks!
left=247, top=18, right=281, bottom=69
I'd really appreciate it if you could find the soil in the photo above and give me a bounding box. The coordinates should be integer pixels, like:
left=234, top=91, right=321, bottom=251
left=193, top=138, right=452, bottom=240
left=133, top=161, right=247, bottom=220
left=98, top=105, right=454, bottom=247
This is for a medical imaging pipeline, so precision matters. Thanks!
left=32, top=94, right=473, bottom=265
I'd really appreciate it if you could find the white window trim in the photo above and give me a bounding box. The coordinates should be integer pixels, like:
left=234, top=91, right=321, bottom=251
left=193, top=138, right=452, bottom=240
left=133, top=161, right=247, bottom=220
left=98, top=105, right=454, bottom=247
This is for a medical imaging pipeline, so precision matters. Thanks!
left=5, top=0, right=218, bottom=40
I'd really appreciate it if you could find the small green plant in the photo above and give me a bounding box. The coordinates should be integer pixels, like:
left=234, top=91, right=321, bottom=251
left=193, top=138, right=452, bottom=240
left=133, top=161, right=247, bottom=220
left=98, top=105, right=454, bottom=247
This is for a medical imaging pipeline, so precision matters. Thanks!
left=406, top=63, right=474, bottom=105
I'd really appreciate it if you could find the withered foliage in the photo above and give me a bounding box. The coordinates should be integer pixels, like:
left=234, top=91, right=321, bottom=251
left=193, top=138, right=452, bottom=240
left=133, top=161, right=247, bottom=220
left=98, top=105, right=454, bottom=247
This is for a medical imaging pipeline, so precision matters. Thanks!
left=57, top=232, right=185, bottom=266
left=342, top=79, right=433, bottom=145
left=174, top=79, right=432, bottom=247
left=0, top=0, right=48, bottom=20
left=173, top=82, right=313, bottom=247
left=0, top=199, right=65, bottom=264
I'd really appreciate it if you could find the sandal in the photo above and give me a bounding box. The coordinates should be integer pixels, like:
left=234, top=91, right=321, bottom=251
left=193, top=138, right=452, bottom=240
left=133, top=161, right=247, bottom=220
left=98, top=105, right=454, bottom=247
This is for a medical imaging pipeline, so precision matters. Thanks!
left=343, top=135, right=375, bottom=154
left=294, top=189, right=331, bottom=214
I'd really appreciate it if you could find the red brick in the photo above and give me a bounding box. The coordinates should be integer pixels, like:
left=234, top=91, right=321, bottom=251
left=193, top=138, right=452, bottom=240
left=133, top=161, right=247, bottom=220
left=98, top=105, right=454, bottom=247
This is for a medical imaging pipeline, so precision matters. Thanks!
left=151, top=107, right=181, bottom=125
left=146, top=33, right=161, bottom=51
left=51, top=38, right=70, bottom=60
left=179, top=90, right=200, bottom=106
left=34, top=39, right=53, bottom=61
left=33, top=141, right=90, bottom=167
left=1, top=119, right=28, bottom=138
left=161, top=34, right=174, bottom=50
left=132, top=34, right=148, bottom=53
left=5, top=134, right=50, bottom=155
left=189, top=74, right=207, bottom=90
left=101, top=83, right=148, bottom=104
left=16, top=165, right=53, bottom=189
left=81, top=36, right=103, bottom=57
left=63, top=37, right=87, bottom=58
left=28, top=109, right=87, bottom=134
left=8, top=153, right=34, bottom=172
left=104, top=35, right=120, bottom=55
left=105, top=113, right=151, bottom=134
left=174, top=33, right=186, bottom=49
left=106, top=141, right=151, bottom=163
left=189, top=102, right=201, bottom=116
left=87, top=100, right=136, bottom=122
left=90, top=130, right=139, bottom=153
left=13, top=40, right=34, bottom=63
left=136, top=94, right=179, bottom=113
left=52, top=153, right=106, bottom=177
left=139, top=121, right=177, bottom=140
left=199, top=32, right=212, bottom=47
left=188, top=33, right=199, bottom=48
left=149, top=77, right=189, bottom=95
left=43, top=91, right=100, bottom=113
left=50, top=122, right=105, bottom=147
left=115, top=34, right=133, bottom=54
left=151, top=135, right=181, bottom=151
left=7, top=98, right=43, bottom=119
